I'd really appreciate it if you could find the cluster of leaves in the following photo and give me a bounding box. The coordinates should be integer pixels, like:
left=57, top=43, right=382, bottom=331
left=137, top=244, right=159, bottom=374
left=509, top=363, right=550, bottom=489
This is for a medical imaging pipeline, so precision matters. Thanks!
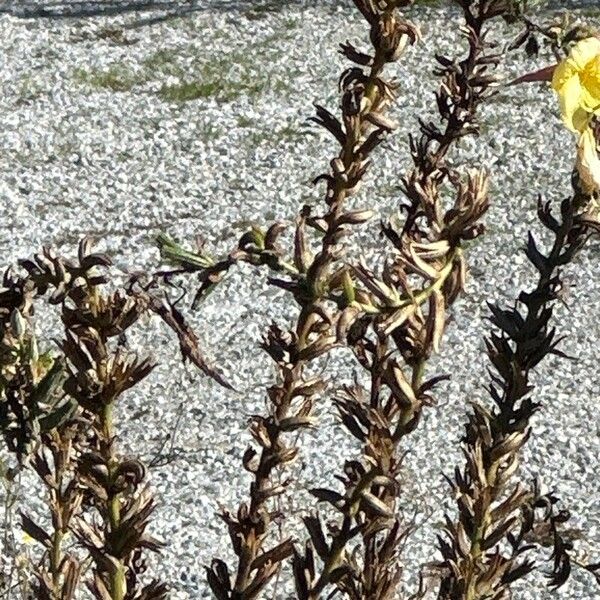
left=509, top=2, right=600, bottom=60
left=436, top=195, right=600, bottom=599
left=0, top=239, right=227, bottom=599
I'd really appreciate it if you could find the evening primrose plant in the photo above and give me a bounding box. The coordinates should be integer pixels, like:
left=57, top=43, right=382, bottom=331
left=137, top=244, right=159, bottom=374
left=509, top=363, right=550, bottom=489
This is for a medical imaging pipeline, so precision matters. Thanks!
left=158, top=2, right=600, bottom=600
left=1, top=1, right=600, bottom=600
left=551, top=36, right=600, bottom=132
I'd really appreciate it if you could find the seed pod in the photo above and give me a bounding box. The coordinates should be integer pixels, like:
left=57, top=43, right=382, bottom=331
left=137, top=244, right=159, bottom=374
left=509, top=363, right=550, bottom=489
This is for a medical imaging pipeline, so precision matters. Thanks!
left=378, top=304, right=415, bottom=336
left=10, top=309, right=26, bottom=339
left=338, top=208, right=375, bottom=225
left=264, top=222, right=287, bottom=250
left=427, top=290, right=446, bottom=353
left=365, top=111, right=398, bottom=131
left=360, top=492, right=394, bottom=519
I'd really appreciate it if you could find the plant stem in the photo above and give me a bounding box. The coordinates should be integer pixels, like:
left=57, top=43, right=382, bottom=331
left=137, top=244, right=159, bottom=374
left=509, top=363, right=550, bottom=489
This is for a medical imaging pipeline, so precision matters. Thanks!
left=309, top=516, right=352, bottom=598
left=440, top=185, right=593, bottom=598
left=101, top=401, right=125, bottom=600
left=50, top=523, right=63, bottom=594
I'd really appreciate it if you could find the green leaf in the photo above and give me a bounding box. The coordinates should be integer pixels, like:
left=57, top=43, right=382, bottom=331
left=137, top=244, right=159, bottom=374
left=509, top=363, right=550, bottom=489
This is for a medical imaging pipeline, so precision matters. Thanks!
left=30, top=359, right=66, bottom=413
left=39, top=398, right=78, bottom=433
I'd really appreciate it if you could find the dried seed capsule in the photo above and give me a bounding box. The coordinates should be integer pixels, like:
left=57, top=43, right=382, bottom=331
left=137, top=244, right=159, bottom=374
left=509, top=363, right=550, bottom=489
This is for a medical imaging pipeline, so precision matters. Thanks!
left=10, top=309, right=26, bottom=339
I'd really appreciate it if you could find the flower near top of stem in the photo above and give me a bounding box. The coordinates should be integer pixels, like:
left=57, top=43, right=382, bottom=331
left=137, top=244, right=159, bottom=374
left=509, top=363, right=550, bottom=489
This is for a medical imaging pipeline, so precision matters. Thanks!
left=551, top=36, right=600, bottom=133
left=512, top=36, right=600, bottom=194
left=553, top=37, right=600, bottom=195
left=510, top=35, right=600, bottom=132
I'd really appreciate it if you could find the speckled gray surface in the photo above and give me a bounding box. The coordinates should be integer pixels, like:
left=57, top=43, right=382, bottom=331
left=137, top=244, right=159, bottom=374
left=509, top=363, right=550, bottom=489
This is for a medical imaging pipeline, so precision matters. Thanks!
left=0, top=1, right=599, bottom=598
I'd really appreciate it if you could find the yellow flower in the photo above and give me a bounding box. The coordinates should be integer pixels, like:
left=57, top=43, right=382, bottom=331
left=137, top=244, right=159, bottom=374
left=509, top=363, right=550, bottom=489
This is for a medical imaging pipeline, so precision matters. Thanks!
left=575, top=127, right=600, bottom=194
left=552, top=36, right=600, bottom=133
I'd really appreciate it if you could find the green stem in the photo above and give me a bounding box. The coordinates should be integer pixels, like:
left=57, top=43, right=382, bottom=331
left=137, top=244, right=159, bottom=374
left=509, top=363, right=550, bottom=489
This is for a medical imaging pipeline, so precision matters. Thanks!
left=412, top=248, right=460, bottom=305
left=365, top=52, right=385, bottom=104
left=102, top=402, right=126, bottom=600
left=411, top=359, right=425, bottom=389
left=309, top=517, right=352, bottom=598
left=360, top=248, right=461, bottom=316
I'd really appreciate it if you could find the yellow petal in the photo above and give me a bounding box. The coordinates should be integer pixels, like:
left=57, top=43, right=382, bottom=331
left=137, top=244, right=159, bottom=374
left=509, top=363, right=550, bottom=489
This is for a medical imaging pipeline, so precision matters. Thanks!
left=552, top=58, right=578, bottom=93
left=552, top=37, right=600, bottom=118
left=552, top=38, right=600, bottom=89
left=580, top=51, right=600, bottom=113
left=569, top=37, right=600, bottom=69
left=576, top=127, right=600, bottom=194
left=580, top=85, right=600, bottom=114
left=557, top=74, right=588, bottom=132
left=573, top=107, right=592, bottom=133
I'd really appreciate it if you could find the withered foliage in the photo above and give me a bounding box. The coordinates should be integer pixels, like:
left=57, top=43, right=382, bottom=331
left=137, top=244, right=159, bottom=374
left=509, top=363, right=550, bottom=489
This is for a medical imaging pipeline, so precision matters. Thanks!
left=291, top=1, right=515, bottom=598
left=1, top=1, right=600, bottom=600
left=152, top=2, right=600, bottom=600
left=203, top=2, right=423, bottom=597
left=0, top=239, right=228, bottom=599
left=436, top=156, right=600, bottom=598
left=508, top=4, right=600, bottom=63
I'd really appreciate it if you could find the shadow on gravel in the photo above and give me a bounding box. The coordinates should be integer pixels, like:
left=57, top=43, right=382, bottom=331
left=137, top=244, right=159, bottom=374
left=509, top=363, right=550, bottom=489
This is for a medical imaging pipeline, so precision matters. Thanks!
left=0, top=0, right=597, bottom=20
left=0, top=0, right=316, bottom=19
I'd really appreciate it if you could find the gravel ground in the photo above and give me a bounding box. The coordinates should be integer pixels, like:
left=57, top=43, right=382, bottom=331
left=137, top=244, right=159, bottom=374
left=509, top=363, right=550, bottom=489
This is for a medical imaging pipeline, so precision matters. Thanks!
left=0, top=0, right=599, bottom=598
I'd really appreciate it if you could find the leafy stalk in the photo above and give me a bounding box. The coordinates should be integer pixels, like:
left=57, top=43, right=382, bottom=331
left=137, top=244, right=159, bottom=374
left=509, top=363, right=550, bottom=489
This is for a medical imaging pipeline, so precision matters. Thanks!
left=0, top=239, right=223, bottom=599
left=205, top=2, right=421, bottom=597
left=292, top=1, right=515, bottom=598
left=436, top=139, right=600, bottom=599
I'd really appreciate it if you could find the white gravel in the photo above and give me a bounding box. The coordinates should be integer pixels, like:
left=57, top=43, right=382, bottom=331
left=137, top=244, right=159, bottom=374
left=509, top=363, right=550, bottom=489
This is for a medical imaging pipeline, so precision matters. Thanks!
left=0, top=1, right=599, bottom=598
